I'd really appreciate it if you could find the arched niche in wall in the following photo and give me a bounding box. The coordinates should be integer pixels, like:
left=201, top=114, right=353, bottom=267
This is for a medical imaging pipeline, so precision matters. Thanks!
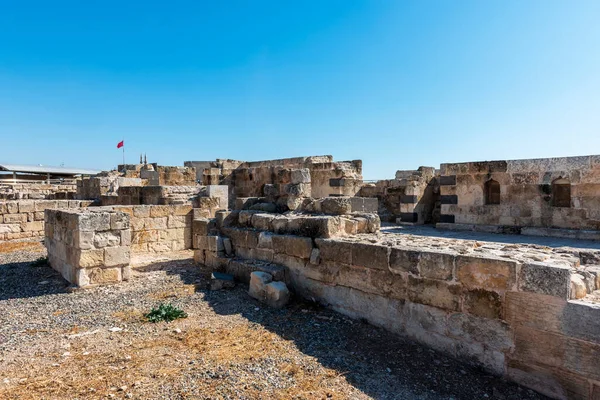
left=485, top=179, right=501, bottom=205
left=552, top=178, right=571, bottom=207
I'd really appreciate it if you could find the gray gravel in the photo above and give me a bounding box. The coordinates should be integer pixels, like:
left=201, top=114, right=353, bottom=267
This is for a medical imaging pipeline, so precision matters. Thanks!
left=0, top=248, right=548, bottom=400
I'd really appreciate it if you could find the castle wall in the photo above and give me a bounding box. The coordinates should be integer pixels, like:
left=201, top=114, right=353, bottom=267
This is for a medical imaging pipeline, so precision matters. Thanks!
left=439, top=155, right=600, bottom=231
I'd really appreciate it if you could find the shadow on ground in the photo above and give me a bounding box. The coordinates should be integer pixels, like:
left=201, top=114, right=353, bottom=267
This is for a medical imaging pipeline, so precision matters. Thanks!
left=0, top=259, right=70, bottom=301
left=195, top=270, right=548, bottom=400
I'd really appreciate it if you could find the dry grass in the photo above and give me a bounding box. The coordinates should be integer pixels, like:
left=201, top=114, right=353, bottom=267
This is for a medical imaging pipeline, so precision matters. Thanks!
left=0, top=321, right=352, bottom=400
left=0, top=241, right=44, bottom=254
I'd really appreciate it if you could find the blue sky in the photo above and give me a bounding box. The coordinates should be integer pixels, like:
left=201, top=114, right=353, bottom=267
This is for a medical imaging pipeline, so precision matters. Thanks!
left=1, top=1, right=599, bottom=179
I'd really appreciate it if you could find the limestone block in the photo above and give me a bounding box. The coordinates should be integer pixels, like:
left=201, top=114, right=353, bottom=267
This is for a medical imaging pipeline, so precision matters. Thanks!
left=252, top=213, right=275, bottom=231
left=0, top=224, right=21, bottom=234
left=104, top=246, right=130, bottom=267
left=145, top=217, right=167, bottom=230
left=456, top=255, right=517, bottom=292
left=272, top=234, right=313, bottom=259
left=87, top=267, right=122, bottom=284
left=507, top=358, right=590, bottom=400
left=18, top=201, right=35, bottom=213
left=238, top=210, right=259, bottom=226
left=271, top=216, right=289, bottom=234
left=407, top=275, right=461, bottom=311
left=194, top=249, right=205, bottom=264
left=110, top=212, right=130, bottom=230
left=570, top=274, right=587, bottom=299
left=253, top=248, right=274, bottom=262
left=120, top=229, right=132, bottom=246
left=337, top=264, right=407, bottom=300
left=463, top=288, right=503, bottom=319
left=321, top=197, right=352, bottom=215
left=518, top=262, right=572, bottom=299
left=132, top=205, right=151, bottom=218
left=167, top=215, right=188, bottom=229
left=390, top=247, right=420, bottom=277
left=22, top=221, right=43, bottom=232
left=193, top=218, right=217, bottom=236
left=78, top=212, right=111, bottom=232
left=249, top=271, right=273, bottom=301
left=34, top=211, right=45, bottom=221
left=3, top=213, right=26, bottom=224
left=273, top=253, right=307, bottom=271
left=92, top=230, right=120, bottom=248
left=149, top=205, right=172, bottom=217
left=130, top=216, right=145, bottom=231
left=122, top=265, right=131, bottom=281
left=148, top=241, right=173, bottom=253
left=418, top=251, right=455, bottom=281
left=73, top=249, right=105, bottom=268
left=291, top=168, right=311, bottom=184
left=315, top=238, right=353, bottom=264
left=34, top=200, right=57, bottom=211
left=265, top=281, right=290, bottom=308
left=132, top=229, right=159, bottom=244
left=196, top=235, right=224, bottom=252
left=352, top=242, right=389, bottom=270
left=343, top=218, right=358, bottom=235
left=447, top=313, right=513, bottom=352
left=257, top=232, right=273, bottom=249
left=6, top=202, right=19, bottom=213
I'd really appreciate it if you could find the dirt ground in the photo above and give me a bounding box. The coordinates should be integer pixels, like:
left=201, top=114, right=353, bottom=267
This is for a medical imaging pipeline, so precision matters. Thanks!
left=0, top=241, right=547, bottom=400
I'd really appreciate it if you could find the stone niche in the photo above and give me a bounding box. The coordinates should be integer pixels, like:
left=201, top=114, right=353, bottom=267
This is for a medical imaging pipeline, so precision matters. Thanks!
left=45, top=208, right=131, bottom=287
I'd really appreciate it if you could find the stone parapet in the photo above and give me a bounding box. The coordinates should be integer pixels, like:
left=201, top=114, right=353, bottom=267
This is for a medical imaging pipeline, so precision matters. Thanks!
left=45, top=208, right=131, bottom=287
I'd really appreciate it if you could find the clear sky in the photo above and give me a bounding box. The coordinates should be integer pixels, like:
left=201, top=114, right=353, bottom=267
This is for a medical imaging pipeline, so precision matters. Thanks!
left=1, top=1, right=599, bottom=179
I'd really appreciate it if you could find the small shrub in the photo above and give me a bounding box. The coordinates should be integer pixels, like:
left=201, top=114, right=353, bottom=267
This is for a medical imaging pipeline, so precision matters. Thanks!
left=31, top=257, right=49, bottom=267
left=144, top=303, right=187, bottom=323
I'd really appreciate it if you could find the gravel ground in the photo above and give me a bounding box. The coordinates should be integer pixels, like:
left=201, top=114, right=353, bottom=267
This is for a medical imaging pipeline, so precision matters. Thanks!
left=0, top=242, right=548, bottom=400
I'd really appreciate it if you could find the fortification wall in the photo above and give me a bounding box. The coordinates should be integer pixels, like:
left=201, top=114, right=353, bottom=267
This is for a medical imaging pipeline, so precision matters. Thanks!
left=197, top=215, right=600, bottom=399
left=0, top=200, right=93, bottom=241
left=439, top=155, right=600, bottom=231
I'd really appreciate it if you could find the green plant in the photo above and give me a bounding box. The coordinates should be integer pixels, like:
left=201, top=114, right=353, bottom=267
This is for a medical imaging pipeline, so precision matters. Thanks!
left=31, top=257, right=49, bottom=267
left=144, top=303, right=187, bottom=323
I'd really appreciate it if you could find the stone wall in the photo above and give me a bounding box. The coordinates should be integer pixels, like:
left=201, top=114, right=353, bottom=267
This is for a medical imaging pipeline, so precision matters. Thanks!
left=45, top=208, right=131, bottom=287
left=0, top=182, right=77, bottom=200
left=198, top=222, right=600, bottom=399
left=359, top=167, right=439, bottom=224
left=0, top=200, right=93, bottom=241
left=439, top=155, right=600, bottom=231
left=185, top=155, right=363, bottom=207
left=106, top=205, right=194, bottom=253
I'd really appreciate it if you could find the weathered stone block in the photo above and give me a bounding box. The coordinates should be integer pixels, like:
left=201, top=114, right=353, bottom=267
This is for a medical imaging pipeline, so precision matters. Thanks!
left=104, top=246, right=130, bottom=267
left=315, top=238, right=353, bottom=264
left=463, top=288, right=503, bottom=319
left=272, top=234, right=313, bottom=259
left=518, top=262, right=572, bottom=299
left=447, top=313, right=513, bottom=352
left=78, top=212, right=111, bottom=232
left=415, top=251, right=454, bottom=281
left=352, top=242, right=389, bottom=270
left=74, top=249, right=105, bottom=268
left=389, top=247, right=420, bottom=275
left=87, top=267, right=122, bottom=284
left=321, top=197, right=352, bottom=215
left=456, top=255, right=517, bottom=292
left=251, top=213, right=275, bottom=231
left=407, top=275, right=461, bottom=311
left=93, top=231, right=121, bottom=248
left=193, top=218, right=217, bottom=236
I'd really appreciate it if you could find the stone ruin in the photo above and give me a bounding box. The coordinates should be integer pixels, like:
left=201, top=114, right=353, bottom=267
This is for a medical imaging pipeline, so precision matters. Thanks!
left=3, top=153, right=600, bottom=399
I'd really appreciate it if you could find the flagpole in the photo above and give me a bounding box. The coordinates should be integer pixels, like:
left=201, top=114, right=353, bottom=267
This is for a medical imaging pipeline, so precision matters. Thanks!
left=122, top=137, right=125, bottom=169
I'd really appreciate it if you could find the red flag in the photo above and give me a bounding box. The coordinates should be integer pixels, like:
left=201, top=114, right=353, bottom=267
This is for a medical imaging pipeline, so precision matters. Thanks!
left=117, top=140, right=124, bottom=149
